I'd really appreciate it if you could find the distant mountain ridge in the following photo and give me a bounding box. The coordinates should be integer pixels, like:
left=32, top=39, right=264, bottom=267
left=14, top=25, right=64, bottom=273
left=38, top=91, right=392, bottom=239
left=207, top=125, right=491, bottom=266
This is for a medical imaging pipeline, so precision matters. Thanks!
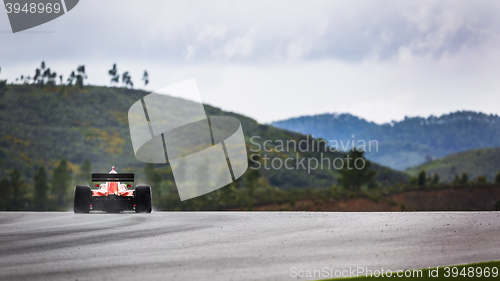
left=271, top=113, right=378, bottom=142
left=272, top=111, right=500, bottom=170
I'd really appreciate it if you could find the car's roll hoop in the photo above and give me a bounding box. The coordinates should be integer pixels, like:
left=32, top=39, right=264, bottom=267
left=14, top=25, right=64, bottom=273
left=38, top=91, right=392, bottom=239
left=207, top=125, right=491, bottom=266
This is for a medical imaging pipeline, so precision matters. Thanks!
left=91, top=173, right=134, bottom=182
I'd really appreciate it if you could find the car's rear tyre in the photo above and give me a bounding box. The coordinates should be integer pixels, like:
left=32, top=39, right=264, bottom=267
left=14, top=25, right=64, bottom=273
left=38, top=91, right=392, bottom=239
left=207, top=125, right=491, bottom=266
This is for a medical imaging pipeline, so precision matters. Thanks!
left=74, top=185, right=91, bottom=213
left=135, top=185, right=152, bottom=213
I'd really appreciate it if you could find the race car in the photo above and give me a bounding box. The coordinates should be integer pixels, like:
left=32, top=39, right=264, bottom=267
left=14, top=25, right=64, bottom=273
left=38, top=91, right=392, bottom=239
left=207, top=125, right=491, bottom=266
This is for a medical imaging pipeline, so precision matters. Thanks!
left=74, top=166, right=152, bottom=213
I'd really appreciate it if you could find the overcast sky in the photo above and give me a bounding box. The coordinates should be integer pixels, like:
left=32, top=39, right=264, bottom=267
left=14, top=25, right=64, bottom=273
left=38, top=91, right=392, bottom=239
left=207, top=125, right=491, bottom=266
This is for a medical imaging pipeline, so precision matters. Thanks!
left=1, top=0, right=500, bottom=124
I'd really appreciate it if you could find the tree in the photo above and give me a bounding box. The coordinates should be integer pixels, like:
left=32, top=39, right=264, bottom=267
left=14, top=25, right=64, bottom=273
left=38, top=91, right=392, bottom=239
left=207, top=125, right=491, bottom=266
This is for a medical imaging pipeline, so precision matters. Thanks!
left=66, top=65, right=87, bottom=87
left=142, top=70, right=149, bottom=86
left=67, top=71, right=76, bottom=85
left=10, top=169, right=26, bottom=210
left=75, top=65, right=87, bottom=88
left=461, top=172, right=469, bottom=184
left=46, top=69, right=57, bottom=86
left=144, top=163, right=161, bottom=186
left=33, top=68, right=40, bottom=81
left=0, top=177, right=11, bottom=210
left=108, top=64, right=119, bottom=84
left=452, top=174, right=461, bottom=185
left=51, top=158, right=72, bottom=207
left=33, top=61, right=53, bottom=86
left=34, top=166, right=49, bottom=211
left=338, top=150, right=377, bottom=192
left=16, top=74, right=31, bottom=85
left=144, top=163, right=161, bottom=205
left=0, top=79, right=6, bottom=99
left=41, top=67, right=57, bottom=86
left=78, top=158, right=91, bottom=184
left=245, top=154, right=261, bottom=204
left=495, top=170, right=500, bottom=184
left=0, top=67, right=7, bottom=99
left=39, top=61, right=46, bottom=84
left=245, top=165, right=260, bottom=197
left=122, top=71, right=133, bottom=88
left=431, top=173, right=440, bottom=184
left=417, top=170, right=426, bottom=187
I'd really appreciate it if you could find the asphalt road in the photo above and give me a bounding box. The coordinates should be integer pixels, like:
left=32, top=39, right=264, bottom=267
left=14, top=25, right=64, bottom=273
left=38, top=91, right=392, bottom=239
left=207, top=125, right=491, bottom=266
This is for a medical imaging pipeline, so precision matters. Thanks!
left=0, top=212, right=499, bottom=281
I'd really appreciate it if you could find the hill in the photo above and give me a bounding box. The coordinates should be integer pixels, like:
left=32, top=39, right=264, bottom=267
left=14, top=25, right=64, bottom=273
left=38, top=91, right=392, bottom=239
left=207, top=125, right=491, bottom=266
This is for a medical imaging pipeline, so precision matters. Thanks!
left=406, top=147, right=500, bottom=183
left=0, top=84, right=408, bottom=193
left=271, top=113, right=378, bottom=143
left=272, top=112, right=500, bottom=170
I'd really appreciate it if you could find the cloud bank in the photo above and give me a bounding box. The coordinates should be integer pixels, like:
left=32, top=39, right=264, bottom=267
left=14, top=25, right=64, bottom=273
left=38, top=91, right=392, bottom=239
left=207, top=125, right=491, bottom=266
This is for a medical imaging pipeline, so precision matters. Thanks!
left=1, top=0, right=500, bottom=123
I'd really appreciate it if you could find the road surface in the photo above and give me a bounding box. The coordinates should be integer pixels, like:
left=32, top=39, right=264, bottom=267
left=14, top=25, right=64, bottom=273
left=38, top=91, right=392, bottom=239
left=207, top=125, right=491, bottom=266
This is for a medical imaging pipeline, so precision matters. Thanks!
left=0, top=212, right=499, bottom=280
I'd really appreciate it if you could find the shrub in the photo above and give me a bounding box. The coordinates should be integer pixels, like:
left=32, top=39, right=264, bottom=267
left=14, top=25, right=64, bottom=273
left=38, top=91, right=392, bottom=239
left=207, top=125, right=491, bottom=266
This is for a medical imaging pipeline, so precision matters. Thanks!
left=477, top=175, right=487, bottom=184
left=386, top=199, right=397, bottom=206
left=409, top=176, right=418, bottom=186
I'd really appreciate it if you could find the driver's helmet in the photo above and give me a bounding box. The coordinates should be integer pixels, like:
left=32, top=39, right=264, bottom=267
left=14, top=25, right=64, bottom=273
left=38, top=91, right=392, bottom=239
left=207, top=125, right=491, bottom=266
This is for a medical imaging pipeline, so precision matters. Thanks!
left=109, top=166, right=118, bottom=174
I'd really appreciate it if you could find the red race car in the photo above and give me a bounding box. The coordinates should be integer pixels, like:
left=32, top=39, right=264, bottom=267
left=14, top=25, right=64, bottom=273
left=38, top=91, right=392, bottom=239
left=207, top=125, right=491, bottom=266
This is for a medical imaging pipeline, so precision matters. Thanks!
left=74, top=167, right=152, bottom=213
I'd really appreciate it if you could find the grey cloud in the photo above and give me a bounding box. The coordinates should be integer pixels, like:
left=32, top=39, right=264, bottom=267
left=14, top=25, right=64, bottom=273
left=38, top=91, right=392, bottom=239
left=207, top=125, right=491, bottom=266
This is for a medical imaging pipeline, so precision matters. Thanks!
left=1, top=0, right=499, bottom=65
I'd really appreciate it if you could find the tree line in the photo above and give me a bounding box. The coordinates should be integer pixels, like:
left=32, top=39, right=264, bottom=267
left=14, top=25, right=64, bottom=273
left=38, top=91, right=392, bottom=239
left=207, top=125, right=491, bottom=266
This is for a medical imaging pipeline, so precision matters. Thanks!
left=7, top=62, right=149, bottom=88
left=408, top=169, right=500, bottom=187
left=0, top=150, right=375, bottom=211
left=1, top=151, right=500, bottom=211
left=0, top=158, right=86, bottom=211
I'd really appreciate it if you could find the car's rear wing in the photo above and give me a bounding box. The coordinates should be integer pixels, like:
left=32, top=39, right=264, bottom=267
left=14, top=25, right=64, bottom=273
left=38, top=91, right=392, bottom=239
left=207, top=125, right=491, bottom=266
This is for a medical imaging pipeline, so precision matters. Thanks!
left=91, top=173, right=135, bottom=182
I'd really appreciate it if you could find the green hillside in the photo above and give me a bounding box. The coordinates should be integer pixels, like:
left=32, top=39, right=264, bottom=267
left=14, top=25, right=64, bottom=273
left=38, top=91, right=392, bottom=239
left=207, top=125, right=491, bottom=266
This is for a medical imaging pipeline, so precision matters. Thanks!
left=0, top=84, right=408, bottom=192
left=406, top=147, right=500, bottom=183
